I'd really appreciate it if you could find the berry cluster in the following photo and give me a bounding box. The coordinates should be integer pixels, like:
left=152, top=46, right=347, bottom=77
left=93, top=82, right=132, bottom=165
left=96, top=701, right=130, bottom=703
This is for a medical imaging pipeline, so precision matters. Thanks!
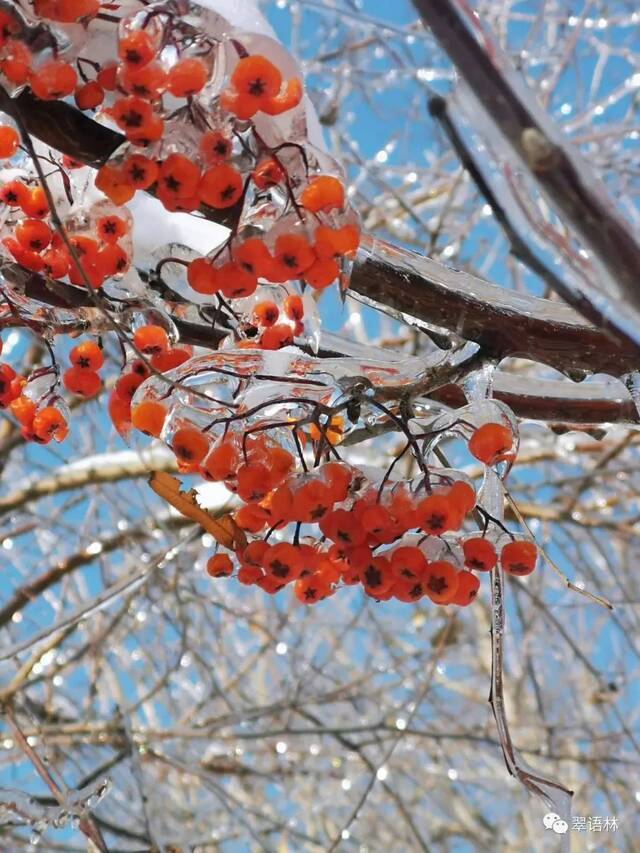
left=0, top=2, right=541, bottom=611
left=196, top=435, right=537, bottom=605
left=2, top=347, right=68, bottom=444
left=1, top=183, right=132, bottom=288
left=122, top=353, right=538, bottom=607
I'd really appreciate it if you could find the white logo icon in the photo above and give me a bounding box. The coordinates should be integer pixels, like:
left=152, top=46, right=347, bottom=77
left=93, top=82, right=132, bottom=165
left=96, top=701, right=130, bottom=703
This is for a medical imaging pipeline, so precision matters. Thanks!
left=543, top=813, right=569, bottom=834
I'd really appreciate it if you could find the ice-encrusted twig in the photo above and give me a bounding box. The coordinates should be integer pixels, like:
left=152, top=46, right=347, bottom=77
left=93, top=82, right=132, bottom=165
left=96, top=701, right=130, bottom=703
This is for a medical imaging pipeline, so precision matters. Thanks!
left=483, top=469, right=573, bottom=839
left=2, top=706, right=109, bottom=851
left=412, top=0, right=640, bottom=351
left=0, top=530, right=198, bottom=663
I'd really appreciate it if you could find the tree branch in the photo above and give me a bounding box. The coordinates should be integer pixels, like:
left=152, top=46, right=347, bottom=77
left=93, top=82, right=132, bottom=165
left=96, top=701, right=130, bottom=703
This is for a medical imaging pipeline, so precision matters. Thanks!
left=413, top=0, right=640, bottom=346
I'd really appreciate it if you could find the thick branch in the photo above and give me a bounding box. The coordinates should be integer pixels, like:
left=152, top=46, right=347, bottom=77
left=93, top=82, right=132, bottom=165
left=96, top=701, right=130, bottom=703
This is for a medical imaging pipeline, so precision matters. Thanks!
left=413, top=0, right=640, bottom=329
left=3, top=256, right=638, bottom=425
left=0, top=447, right=177, bottom=516
left=351, top=237, right=639, bottom=377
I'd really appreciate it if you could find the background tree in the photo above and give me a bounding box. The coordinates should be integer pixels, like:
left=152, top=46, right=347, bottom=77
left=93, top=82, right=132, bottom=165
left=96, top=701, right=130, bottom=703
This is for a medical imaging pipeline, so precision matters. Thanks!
left=0, top=0, right=638, bottom=850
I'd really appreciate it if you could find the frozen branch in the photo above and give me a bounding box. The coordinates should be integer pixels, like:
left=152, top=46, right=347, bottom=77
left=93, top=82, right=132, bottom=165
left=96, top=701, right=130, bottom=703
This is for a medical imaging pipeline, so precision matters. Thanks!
left=413, top=0, right=640, bottom=349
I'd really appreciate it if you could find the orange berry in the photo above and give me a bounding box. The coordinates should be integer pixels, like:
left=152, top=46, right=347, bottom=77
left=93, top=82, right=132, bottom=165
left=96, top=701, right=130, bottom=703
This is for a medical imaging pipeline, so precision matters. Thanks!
left=63, top=366, right=101, bottom=397
left=253, top=300, right=279, bottom=327
left=241, top=541, right=268, bottom=568
left=3, top=236, right=43, bottom=271
left=150, top=346, right=192, bottom=372
left=199, top=130, right=232, bottom=164
left=0, top=9, right=15, bottom=44
left=322, top=462, right=352, bottom=500
left=423, top=561, right=459, bottom=604
left=74, top=80, right=104, bottom=110
left=172, top=426, right=209, bottom=465
left=130, top=358, right=151, bottom=379
left=133, top=324, right=169, bottom=356
left=119, top=30, right=156, bottom=68
left=273, top=234, right=315, bottom=277
left=462, top=537, right=497, bottom=572
left=159, top=154, right=201, bottom=198
left=295, top=481, right=333, bottom=523
left=156, top=188, right=200, bottom=212
left=201, top=440, right=239, bottom=481
left=300, top=175, right=345, bottom=213
left=42, top=248, right=70, bottom=279
left=314, top=224, right=360, bottom=259
left=450, top=571, right=480, bottom=606
left=206, top=553, right=233, bottom=578
left=15, top=219, right=52, bottom=252
left=67, top=260, right=104, bottom=289
left=35, top=0, right=99, bottom=22
left=468, top=422, right=514, bottom=465
left=32, top=406, right=68, bottom=443
left=131, top=399, right=166, bottom=436
left=257, top=574, right=286, bottom=595
left=501, top=540, right=537, bottom=576
left=360, top=555, right=395, bottom=597
left=234, top=503, right=269, bottom=534
left=390, top=546, right=428, bottom=581
left=238, top=564, right=264, bottom=585
left=122, top=154, right=159, bottom=190
left=2, top=41, right=31, bottom=85
left=320, top=509, right=366, bottom=548
left=266, top=484, right=294, bottom=524
left=31, top=60, right=77, bottom=100
left=233, top=238, right=273, bottom=278
left=231, top=55, right=282, bottom=99
left=112, top=96, right=154, bottom=132
left=20, top=186, right=49, bottom=219
left=237, top=462, right=272, bottom=502
left=96, top=215, right=127, bottom=244
left=95, top=165, right=135, bottom=206
left=218, top=89, right=252, bottom=120
left=294, top=574, right=332, bottom=604
left=263, top=542, right=303, bottom=583
left=96, top=63, right=118, bottom=91
left=69, top=235, right=100, bottom=264
left=252, top=157, right=285, bottom=189
left=0, top=125, right=19, bottom=159
left=269, top=447, right=294, bottom=484
left=0, top=179, right=29, bottom=208
left=120, top=61, right=166, bottom=99
left=187, top=258, right=220, bottom=295
left=448, top=480, right=476, bottom=515
left=96, top=243, right=129, bottom=277
left=416, top=494, right=456, bottom=535
left=198, top=164, right=243, bottom=209
left=303, top=257, right=339, bottom=290
left=391, top=577, right=424, bottom=603
left=108, top=389, right=131, bottom=437
left=9, top=395, right=36, bottom=426
left=218, top=262, right=257, bottom=299
left=283, top=294, right=304, bottom=321
left=115, top=372, right=144, bottom=401
left=127, top=115, right=164, bottom=146
left=262, top=77, right=303, bottom=115
left=70, top=341, right=103, bottom=371
left=260, top=323, right=294, bottom=350
left=167, top=57, right=208, bottom=97
left=0, top=363, right=16, bottom=401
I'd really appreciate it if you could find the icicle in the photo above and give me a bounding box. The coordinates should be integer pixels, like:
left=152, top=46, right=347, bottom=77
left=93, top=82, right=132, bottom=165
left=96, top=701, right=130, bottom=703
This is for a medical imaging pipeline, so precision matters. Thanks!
left=623, top=371, right=640, bottom=421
